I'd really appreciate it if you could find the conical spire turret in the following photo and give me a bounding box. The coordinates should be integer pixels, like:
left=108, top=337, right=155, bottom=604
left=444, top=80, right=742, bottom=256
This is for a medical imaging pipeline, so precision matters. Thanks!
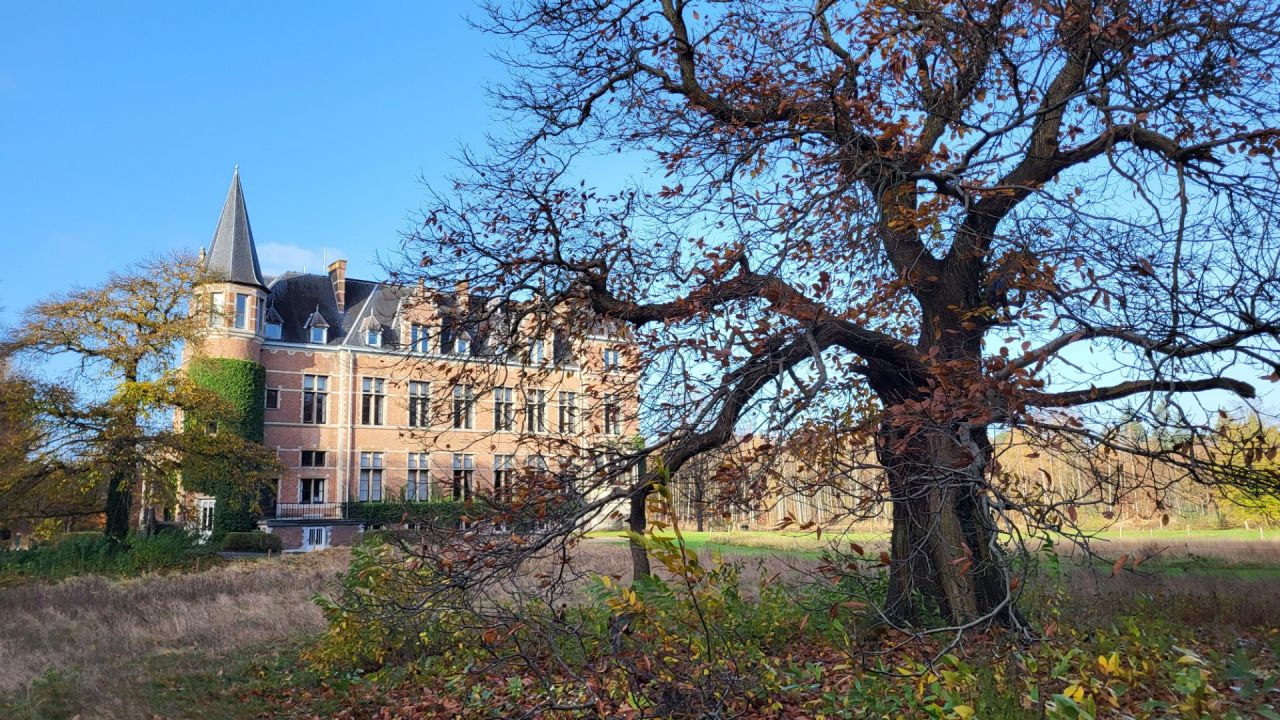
left=204, top=167, right=268, bottom=290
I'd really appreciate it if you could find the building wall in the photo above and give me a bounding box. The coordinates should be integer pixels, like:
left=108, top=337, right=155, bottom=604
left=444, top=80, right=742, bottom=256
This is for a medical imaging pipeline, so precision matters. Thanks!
left=258, top=337, right=639, bottom=507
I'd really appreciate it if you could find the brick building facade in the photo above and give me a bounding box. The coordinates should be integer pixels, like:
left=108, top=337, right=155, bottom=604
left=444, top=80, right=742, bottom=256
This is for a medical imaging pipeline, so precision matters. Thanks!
left=186, top=170, right=638, bottom=550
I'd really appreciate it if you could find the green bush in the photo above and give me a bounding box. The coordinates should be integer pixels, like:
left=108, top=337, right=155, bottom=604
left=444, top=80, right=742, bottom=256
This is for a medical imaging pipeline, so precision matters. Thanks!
left=0, top=531, right=206, bottom=580
left=346, top=499, right=468, bottom=526
left=220, top=531, right=283, bottom=553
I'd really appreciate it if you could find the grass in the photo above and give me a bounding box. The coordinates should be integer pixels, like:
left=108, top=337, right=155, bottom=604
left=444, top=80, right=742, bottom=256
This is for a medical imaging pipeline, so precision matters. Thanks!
left=5, top=528, right=1280, bottom=718
left=0, top=550, right=348, bottom=720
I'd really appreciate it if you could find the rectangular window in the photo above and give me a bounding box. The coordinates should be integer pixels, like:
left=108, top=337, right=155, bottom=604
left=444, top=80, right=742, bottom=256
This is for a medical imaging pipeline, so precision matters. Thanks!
left=493, top=387, right=515, bottom=431
left=452, top=385, right=474, bottom=429
left=408, top=381, right=430, bottom=428
left=208, top=292, right=224, bottom=327
left=309, top=326, right=327, bottom=344
left=299, top=477, right=326, bottom=504
left=302, top=375, right=328, bottom=424
left=304, top=527, right=328, bottom=549
left=300, top=450, right=326, bottom=467
left=557, top=391, right=578, bottom=433
left=264, top=387, right=279, bottom=409
left=359, top=452, right=384, bottom=502
left=410, top=323, right=430, bottom=353
left=361, top=377, right=386, bottom=425
left=265, top=322, right=282, bottom=340
left=524, top=389, right=547, bottom=433
left=530, top=338, right=545, bottom=364
left=493, top=454, right=514, bottom=502
left=234, top=293, right=249, bottom=329
left=603, top=348, right=620, bottom=371
left=451, top=453, right=474, bottom=501
left=366, top=328, right=381, bottom=346
left=407, top=452, right=431, bottom=501
left=603, top=394, right=622, bottom=435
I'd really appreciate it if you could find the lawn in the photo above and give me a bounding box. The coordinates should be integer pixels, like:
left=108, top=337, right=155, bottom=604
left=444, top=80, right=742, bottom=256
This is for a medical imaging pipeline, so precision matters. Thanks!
left=587, top=526, right=1280, bottom=573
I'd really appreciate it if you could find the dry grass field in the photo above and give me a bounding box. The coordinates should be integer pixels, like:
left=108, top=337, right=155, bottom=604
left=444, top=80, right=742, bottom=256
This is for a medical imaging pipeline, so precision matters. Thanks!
left=2, top=533, right=1278, bottom=719
left=0, top=550, right=348, bottom=720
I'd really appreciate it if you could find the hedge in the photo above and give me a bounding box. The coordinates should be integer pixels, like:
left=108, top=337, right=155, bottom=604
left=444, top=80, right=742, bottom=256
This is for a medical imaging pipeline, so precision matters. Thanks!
left=346, top=499, right=468, bottom=526
left=220, top=531, right=283, bottom=553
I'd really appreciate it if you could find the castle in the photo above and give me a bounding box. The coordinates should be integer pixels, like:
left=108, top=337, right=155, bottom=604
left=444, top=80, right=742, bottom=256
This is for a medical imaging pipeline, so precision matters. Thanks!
left=188, top=169, right=638, bottom=550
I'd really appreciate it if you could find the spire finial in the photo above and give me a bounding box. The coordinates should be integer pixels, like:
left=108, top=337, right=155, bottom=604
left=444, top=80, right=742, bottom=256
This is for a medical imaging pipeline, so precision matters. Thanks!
left=233, top=163, right=239, bottom=176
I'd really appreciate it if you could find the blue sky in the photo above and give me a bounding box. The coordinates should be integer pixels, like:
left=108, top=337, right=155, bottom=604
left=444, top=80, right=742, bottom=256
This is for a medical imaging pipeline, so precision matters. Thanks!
left=0, top=1, right=497, bottom=322
left=1, top=1, right=1271, bottom=418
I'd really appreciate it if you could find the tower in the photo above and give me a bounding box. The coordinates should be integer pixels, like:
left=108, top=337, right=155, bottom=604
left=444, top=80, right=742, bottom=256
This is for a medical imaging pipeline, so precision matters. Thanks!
left=198, top=166, right=269, bottom=361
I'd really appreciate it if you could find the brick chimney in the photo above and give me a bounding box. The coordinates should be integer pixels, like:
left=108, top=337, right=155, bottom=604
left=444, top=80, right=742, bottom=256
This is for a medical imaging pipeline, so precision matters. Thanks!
left=328, top=259, right=347, bottom=313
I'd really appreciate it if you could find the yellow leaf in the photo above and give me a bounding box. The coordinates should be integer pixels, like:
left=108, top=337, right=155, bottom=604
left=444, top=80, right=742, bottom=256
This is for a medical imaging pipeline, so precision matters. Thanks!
left=953, top=705, right=975, bottom=719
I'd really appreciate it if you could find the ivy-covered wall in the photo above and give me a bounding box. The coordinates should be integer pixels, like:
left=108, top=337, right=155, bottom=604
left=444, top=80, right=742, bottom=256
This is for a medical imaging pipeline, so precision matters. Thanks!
left=187, top=357, right=265, bottom=442
left=185, top=357, right=267, bottom=536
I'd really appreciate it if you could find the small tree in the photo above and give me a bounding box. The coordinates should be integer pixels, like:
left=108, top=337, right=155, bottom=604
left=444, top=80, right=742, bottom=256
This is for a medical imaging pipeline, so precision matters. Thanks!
left=5, top=253, right=278, bottom=542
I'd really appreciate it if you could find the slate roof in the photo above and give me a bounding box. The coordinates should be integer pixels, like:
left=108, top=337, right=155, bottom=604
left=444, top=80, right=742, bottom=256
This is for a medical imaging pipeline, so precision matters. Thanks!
left=204, top=168, right=268, bottom=290
left=264, top=272, right=415, bottom=347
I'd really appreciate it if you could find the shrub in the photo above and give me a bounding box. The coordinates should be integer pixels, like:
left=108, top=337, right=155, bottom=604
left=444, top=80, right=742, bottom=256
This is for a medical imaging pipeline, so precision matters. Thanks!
left=220, top=531, right=283, bottom=553
left=344, top=499, right=467, bottom=527
left=0, top=531, right=205, bottom=581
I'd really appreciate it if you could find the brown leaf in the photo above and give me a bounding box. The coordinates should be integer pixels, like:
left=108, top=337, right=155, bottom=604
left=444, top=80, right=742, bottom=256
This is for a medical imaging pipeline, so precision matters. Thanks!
left=850, top=542, right=864, bottom=556
left=879, top=551, right=892, bottom=566
left=1111, top=554, right=1129, bottom=577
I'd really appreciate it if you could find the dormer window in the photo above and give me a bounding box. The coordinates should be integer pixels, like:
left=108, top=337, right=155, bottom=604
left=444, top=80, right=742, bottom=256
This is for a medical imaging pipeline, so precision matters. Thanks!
left=455, top=333, right=470, bottom=355
left=304, top=306, right=330, bottom=345
left=359, top=316, right=382, bottom=347
left=263, top=306, right=284, bottom=341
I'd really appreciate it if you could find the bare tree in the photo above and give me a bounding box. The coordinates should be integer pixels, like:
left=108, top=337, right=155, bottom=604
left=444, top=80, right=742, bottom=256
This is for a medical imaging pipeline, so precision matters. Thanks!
left=388, top=0, right=1280, bottom=631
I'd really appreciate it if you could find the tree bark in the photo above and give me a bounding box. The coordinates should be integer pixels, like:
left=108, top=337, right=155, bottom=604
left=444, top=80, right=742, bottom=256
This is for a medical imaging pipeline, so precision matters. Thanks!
left=104, top=464, right=132, bottom=543
left=627, top=486, right=652, bottom=582
left=878, top=418, right=1022, bottom=629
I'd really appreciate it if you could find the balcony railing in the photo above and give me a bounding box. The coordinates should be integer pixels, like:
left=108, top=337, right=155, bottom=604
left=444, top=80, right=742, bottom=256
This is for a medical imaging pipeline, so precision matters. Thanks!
left=273, top=500, right=461, bottom=522
left=274, top=502, right=346, bottom=519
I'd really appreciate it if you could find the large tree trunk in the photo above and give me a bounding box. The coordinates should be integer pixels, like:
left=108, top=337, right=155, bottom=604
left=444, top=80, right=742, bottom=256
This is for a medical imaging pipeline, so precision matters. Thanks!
left=878, top=418, right=1023, bottom=629
left=104, top=464, right=132, bottom=543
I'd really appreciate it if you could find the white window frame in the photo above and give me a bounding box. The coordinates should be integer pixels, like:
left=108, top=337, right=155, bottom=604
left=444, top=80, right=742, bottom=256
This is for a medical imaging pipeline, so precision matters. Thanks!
left=361, top=377, right=386, bottom=426
left=494, top=387, right=515, bottom=431
left=265, top=321, right=282, bottom=340
left=452, top=385, right=474, bottom=429
left=234, top=293, right=249, bottom=330
left=299, top=477, right=326, bottom=504
left=358, top=451, right=384, bottom=502
left=303, top=526, right=329, bottom=551
left=410, top=323, right=430, bottom=353
left=557, top=391, right=578, bottom=434
left=302, top=374, right=328, bottom=424
left=407, top=452, right=431, bottom=501
left=408, top=381, right=430, bottom=428
left=208, top=292, right=224, bottom=327
left=451, top=453, right=474, bottom=501
left=524, top=389, right=547, bottom=433
left=309, top=326, right=327, bottom=344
